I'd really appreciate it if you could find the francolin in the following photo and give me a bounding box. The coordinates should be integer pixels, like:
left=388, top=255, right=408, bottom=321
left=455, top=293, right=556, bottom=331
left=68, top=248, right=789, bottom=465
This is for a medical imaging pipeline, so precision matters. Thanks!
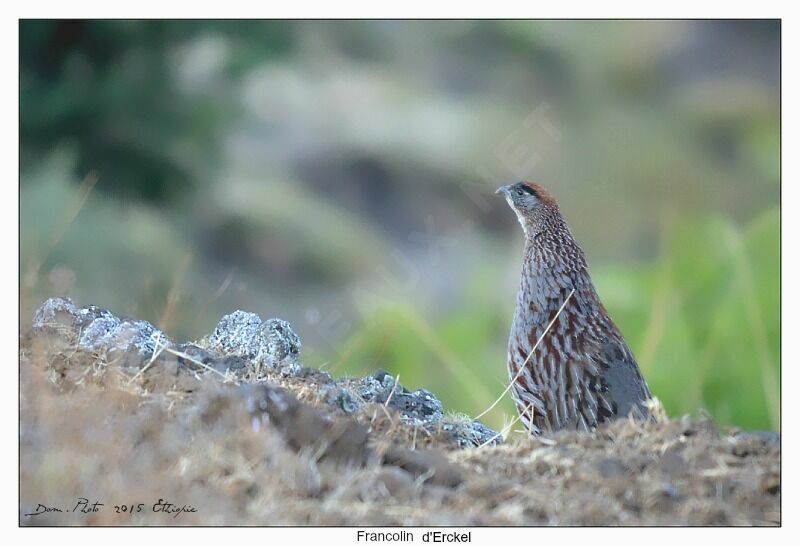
left=497, top=181, right=651, bottom=434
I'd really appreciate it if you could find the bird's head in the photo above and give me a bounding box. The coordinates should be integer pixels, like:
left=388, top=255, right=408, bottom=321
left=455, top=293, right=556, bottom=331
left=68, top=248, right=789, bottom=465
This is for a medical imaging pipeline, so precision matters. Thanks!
left=495, top=181, right=560, bottom=236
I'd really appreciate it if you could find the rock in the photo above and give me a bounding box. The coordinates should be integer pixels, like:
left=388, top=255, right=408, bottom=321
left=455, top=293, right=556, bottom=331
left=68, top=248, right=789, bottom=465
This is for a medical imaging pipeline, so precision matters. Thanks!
left=80, top=317, right=170, bottom=356
left=32, top=296, right=78, bottom=329
left=295, top=367, right=333, bottom=384
left=208, top=311, right=301, bottom=375
left=330, top=370, right=501, bottom=446
left=173, top=343, right=247, bottom=373
left=355, top=369, right=444, bottom=426
left=442, top=420, right=503, bottom=447
left=31, top=297, right=171, bottom=358
left=323, top=385, right=362, bottom=414
left=28, top=297, right=501, bottom=450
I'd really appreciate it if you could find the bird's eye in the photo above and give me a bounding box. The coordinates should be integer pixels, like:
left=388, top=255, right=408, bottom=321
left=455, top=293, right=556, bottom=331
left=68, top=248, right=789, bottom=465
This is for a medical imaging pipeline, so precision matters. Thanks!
left=515, top=189, right=524, bottom=196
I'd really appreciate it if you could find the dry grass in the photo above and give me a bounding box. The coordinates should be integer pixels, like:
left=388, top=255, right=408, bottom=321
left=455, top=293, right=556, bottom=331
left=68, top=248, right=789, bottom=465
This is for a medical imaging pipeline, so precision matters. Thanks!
left=19, top=326, right=780, bottom=526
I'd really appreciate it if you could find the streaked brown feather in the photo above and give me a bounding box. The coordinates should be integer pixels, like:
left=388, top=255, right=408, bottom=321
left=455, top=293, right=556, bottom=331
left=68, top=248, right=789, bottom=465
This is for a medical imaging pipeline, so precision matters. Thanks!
left=503, top=182, right=652, bottom=434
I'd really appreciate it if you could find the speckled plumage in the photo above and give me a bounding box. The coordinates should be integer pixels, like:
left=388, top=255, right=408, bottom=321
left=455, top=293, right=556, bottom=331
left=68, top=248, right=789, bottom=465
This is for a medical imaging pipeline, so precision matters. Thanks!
left=498, top=182, right=651, bottom=434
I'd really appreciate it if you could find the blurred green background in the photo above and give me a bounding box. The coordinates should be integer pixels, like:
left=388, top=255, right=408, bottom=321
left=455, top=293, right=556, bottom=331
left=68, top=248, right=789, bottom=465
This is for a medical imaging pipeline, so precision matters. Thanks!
left=20, top=20, right=780, bottom=432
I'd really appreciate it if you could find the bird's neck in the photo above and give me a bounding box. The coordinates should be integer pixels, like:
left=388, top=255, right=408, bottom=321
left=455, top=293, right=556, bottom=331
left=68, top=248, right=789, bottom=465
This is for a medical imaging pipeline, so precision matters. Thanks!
left=523, top=211, right=586, bottom=272
left=515, top=215, right=591, bottom=324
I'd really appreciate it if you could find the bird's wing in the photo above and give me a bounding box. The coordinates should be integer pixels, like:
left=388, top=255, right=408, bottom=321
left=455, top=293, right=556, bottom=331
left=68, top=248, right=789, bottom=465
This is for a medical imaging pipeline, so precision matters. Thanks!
left=590, top=338, right=652, bottom=419
left=543, top=297, right=650, bottom=431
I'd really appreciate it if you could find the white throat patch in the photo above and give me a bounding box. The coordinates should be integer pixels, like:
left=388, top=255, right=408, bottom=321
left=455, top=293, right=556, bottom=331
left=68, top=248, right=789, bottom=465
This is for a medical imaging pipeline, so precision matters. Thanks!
left=505, top=195, right=529, bottom=237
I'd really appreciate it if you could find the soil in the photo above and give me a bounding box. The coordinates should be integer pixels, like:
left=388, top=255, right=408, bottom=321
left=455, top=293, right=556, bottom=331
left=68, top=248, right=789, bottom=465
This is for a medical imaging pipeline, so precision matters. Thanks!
left=19, top=319, right=780, bottom=526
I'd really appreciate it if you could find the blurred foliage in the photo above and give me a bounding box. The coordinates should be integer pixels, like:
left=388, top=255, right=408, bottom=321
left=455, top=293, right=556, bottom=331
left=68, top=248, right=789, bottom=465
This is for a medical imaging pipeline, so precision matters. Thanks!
left=20, top=20, right=291, bottom=201
left=20, top=20, right=779, bottom=432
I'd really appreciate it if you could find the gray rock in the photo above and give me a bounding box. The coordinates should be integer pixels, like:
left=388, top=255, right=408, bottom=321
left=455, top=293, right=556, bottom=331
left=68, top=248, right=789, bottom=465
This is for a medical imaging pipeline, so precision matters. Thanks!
left=30, top=298, right=502, bottom=449
left=323, top=385, right=362, bottom=414
left=32, top=296, right=79, bottom=329
left=442, top=420, right=503, bottom=447
left=175, top=343, right=247, bottom=373
left=32, top=297, right=171, bottom=357
left=75, top=304, right=117, bottom=328
left=351, top=370, right=502, bottom=444
left=295, top=367, right=333, bottom=384
left=81, top=317, right=170, bottom=355
left=208, top=311, right=301, bottom=375
left=355, top=369, right=444, bottom=426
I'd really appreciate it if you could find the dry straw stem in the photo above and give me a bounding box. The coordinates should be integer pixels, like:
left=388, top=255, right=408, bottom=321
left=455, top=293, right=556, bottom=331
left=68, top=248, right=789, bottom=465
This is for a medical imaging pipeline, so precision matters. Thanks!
left=382, top=374, right=401, bottom=408
left=126, top=333, right=171, bottom=385
left=163, top=346, right=238, bottom=383
left=474, top=289, right=575, bottom=423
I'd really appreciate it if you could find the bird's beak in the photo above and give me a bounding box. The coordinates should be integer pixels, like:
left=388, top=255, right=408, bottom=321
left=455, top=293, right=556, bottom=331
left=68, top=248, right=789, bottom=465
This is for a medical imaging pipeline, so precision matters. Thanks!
left=495, top=184, right=512, bottom=196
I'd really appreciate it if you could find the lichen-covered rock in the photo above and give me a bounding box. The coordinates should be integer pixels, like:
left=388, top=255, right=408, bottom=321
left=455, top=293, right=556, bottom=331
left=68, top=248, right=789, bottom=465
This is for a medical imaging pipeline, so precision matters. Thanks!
left=31, top=297, right=172, bottom=357
left=32, top=296, right=79, bottom=329
left=355, top=369, right=444, bottom=426
left=442, top=420, right=502, bottom=448
left=80, top=317, right=170, bottom=355
left=323, top=385, right=361, bottom=414
left=207, top=311, right=301, bottom=375
left=28, top=297, right=502, bottom=449
left=348, top=370, right=503, bottom=445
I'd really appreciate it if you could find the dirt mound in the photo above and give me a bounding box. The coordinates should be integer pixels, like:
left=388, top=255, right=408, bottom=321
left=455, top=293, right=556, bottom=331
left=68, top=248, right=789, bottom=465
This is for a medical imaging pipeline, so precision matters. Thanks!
left=20, top=298, right=780, bottom=525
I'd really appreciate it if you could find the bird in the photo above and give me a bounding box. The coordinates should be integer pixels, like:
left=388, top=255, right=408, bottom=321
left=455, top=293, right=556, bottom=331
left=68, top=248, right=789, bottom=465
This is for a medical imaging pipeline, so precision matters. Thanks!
left=496, top=181, right=652, bottom=435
